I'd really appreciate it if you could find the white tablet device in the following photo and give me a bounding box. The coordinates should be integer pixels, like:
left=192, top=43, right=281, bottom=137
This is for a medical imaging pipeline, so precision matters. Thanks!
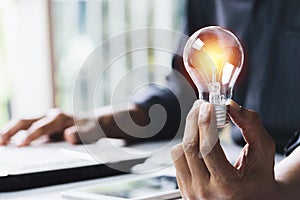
left=61, top=175, right=181, bottom=200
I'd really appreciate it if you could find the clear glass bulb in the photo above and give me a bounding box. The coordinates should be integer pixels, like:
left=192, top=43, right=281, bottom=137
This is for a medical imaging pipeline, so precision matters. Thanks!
left=183, top=26, right=244, bottom=128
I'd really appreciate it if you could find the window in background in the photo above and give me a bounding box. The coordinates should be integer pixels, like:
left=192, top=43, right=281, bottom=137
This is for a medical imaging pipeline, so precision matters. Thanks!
left=51, top=0, right=185, bottom=112
left=0, top=0, right=53, bottom=127
left=0, top=1, right=12, bottom=127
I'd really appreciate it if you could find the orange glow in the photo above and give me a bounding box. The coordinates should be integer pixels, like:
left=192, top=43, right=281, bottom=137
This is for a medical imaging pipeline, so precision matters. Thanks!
left=188, top=28, right=243, bottom=83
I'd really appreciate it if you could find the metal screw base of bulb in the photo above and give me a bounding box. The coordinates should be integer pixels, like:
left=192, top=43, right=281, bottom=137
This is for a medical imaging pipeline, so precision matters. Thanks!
left=214, top=104, right=227, bottom=128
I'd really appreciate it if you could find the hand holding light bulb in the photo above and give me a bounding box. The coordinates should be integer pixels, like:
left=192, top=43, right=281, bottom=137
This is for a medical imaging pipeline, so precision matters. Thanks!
left=183, top=26, right=244, bottom=128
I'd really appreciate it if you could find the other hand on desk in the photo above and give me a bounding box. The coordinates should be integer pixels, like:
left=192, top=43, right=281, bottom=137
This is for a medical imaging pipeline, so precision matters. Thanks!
left=0, top=109, right=101, bottom=147
left=0, top=104, right=149, bottom=147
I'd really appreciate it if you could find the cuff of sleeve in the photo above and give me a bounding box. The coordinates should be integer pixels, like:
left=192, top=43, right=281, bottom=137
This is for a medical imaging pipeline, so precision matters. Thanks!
left=284, top=130, right=300, bottom=157
left=130, top=84, right=181, bottom=140
left=131, top=84, right=178, bottom=110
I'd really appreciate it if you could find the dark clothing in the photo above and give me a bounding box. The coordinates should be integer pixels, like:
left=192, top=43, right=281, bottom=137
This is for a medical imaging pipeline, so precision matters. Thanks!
left=133, top=0, right=300, bottom=153
left=284, top=131, right=300, bottom=157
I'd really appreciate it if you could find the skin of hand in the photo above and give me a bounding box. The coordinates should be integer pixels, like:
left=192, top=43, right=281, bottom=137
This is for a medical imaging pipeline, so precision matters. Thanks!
left=0, top=109, right=75, bottom=146
left=171, top=100, right=283, bottom=200
left=275, top=145, right=300, bottom=199
left=0, top=104, right=149, bottom=147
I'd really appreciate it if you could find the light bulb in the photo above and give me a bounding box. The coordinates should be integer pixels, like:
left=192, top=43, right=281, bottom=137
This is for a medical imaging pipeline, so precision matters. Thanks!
left=183, top=26, right=244, bottom=128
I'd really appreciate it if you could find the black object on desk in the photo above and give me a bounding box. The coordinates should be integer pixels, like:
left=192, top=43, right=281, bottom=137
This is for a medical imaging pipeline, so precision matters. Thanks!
left=0, top=158, right=146, bottom=192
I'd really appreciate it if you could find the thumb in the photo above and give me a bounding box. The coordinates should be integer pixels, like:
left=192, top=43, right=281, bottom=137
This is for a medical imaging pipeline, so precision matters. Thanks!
left=64, top=126, right=81, bottom=144
left=64, top=120, right=103, bottom=144
left=228, top=100, right=271, bottom=147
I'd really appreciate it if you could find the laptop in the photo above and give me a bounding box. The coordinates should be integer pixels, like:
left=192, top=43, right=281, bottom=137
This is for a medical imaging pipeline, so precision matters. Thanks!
left=0, top=137, right=148, bottom=192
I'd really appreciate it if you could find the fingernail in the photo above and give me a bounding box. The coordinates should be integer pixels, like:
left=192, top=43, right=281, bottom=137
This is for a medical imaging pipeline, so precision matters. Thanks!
left=18, top=140, right=28, bottom=147
left=170, top=144, right=184, bottom=160
left=193, top=100, right=200, bottom=108
left=229, top=100, right=241, bottom=112
left=17, top=144, right=25, bottom=147
left=200, top=102, right=210, bottom=114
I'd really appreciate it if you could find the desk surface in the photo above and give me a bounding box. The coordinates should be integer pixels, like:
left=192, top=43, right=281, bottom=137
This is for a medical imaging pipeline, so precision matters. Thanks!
left=0, top=139, right=284, bottom=200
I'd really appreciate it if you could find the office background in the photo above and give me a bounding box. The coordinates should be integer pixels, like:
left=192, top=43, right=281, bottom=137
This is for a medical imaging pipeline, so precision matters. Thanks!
left=0, top=0, right=184, bottom=127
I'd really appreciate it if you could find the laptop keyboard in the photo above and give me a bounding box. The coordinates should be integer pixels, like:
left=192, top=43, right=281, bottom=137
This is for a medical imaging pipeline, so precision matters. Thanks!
left=0, top=143, right=97, bottom=176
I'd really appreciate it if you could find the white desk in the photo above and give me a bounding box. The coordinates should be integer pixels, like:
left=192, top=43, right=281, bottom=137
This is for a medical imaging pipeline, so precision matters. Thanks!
left=0, top=139, right=180, bottom=200
left=0, top=172, right=175, bottom=200
left=0, top=138, right=284, bottom=200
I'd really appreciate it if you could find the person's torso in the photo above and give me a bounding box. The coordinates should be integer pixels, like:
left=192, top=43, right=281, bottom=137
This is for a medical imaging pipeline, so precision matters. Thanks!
left=186, top=0, right=300, bottom=150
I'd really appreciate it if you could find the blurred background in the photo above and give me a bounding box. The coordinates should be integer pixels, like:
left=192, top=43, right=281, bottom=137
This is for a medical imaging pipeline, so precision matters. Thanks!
left=0, top=0, right=184, bottom=127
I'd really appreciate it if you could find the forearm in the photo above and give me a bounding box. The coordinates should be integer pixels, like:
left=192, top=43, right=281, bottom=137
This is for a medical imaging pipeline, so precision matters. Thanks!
left=94, top=104, right=151, bottom=142
left=275, top=146, right=300, bottom=199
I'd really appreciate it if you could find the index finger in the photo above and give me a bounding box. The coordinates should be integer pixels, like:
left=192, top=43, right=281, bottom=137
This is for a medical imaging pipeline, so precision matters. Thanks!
left=18, top=117, right=58, bottom=146
left=199, top=103, right=236, bottom=180
left=18, top=124, right=52, bottom=147
left=0, top=119, right=37, bottom=145
left=228, top=100, right=271, bottom=147
left=182, top=100, right=209, bottom=184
